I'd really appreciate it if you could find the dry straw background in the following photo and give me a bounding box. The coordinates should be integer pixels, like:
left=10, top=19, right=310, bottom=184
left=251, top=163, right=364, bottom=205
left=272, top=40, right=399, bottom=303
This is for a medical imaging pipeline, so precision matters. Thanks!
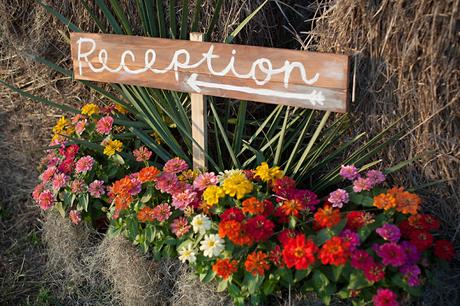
left=0, top=0, right=458, bottom=305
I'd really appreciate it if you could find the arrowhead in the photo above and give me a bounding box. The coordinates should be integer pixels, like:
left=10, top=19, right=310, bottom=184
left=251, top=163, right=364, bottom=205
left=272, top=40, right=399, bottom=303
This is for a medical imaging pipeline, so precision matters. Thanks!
left=187, top=73, right=201, bottom=92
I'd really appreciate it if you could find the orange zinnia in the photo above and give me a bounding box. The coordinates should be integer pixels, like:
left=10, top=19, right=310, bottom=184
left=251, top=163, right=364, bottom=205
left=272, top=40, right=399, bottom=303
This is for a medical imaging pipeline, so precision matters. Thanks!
left=314, top=205, right=341, bottom=228
left=373, top=193, right=396, bottom=210
left=213, top=258, right=238, bottom=279
left=280, top=199, right=303, bottom=217
left=218, top=220, right=252, bottom=246
left=394, top=191, right=421, bottom=215
left=137, top=206, right=156, bottom=222
left=245, top=251, right=270, bottom=276
left=138, top=166, right=161, bottom=183
left=242, top=197, right=265, bottom=215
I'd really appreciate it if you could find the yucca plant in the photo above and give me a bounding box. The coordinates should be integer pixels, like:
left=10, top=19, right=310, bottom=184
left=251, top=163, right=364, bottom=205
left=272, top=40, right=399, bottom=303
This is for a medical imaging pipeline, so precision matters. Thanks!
left=1, top=0, right=406, bottom=196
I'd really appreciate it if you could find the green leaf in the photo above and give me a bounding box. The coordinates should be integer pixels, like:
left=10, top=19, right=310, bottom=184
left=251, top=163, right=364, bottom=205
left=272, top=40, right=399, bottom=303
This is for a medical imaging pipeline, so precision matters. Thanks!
left=225, top=0, right=269, bottom=43
left=347, top=272, right=371, bottom=290
left=201, top=270, right=216, bottom=283
left=294, top=267, right=312, bottom=282
left=312, top=270, right=329, bottom=291
left=313, top=228, right=332, bottom=246
left=349, top=193, right=374, bottom=207
left=54, top=202, right=66, bottom=218
left=216, top=279, right=228, bottom=292
left=228, top=282, right=241, bottom=298
left=78, top=193, right=89, bottom=212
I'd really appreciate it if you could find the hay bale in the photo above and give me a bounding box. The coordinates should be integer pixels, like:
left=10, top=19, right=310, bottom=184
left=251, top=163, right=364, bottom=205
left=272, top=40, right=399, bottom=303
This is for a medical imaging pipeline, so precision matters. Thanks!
left=94, top=235, right=182, bottom=306
left=171, top=265, right=231, bottom=306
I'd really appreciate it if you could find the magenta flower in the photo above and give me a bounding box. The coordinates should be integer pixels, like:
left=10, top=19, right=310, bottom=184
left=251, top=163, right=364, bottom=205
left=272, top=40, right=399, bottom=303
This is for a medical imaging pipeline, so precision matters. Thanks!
left=340, top=229, right=360, bottom=251
left=52, top=173, right=68, bottom=191
left=339, top=165, right=359, bottom=180
left=366, top=170, right=386, bottom=187
left=163, top=157, right=188, bottom=174
left=172, top=185, right=197, bottom=210
left=38, top=190, right=54, bottom=210
left=71, top=179, right=86, bottom=194
left=155, top=172, right=179, bottom=194
left=153, top=203, right=172, bottom=222
left=376, top=224, right=401, bottom=243
left=328, top=188, right=349, bottom=208
left=171, top=217, right=191, bottom=238
left=75, top=156, right=95, bottom=173
left=372, top=288, right=399, bottom=306
left=193, top=172, right=218, bottom=191
left=400, top=264, right=421, bottom=287
left=88, top=180, right=105, bottom=198
left=41, top=166, right=57, bottom=183
left=350, top=249, right=373, bottom=270
left=375, top=243, right=407, bottom=267
left=352, top=177, right=372, bottom=193
left=133, top=146, right=153, bottom=162
left=69, top=210, right=82, bottom=225
left=400, top=241, right=421, bottom=265
left=129, top=177, right=142, bottom=196
left=291, top=189, right=320, bottom=211
left=96, top=116, right=114, bottom=135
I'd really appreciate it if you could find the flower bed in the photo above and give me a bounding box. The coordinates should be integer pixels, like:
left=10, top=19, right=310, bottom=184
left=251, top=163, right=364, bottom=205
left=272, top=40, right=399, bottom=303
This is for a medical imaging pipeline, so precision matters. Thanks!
left=33, top=104, right=454, bottom=306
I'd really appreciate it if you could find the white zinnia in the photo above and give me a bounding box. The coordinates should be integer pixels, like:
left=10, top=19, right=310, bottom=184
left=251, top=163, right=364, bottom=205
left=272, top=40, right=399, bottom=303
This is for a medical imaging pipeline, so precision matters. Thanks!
left=191, top=214, right=211, bottom=234
left=178, top=244, right=196, bottom=263
left=199, top=234, right=225, bottom=258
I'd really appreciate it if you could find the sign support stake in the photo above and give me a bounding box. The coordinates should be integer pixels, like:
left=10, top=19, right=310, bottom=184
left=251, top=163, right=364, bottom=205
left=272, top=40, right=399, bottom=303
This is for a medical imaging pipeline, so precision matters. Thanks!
left=190, top=32, right=207, bottom=169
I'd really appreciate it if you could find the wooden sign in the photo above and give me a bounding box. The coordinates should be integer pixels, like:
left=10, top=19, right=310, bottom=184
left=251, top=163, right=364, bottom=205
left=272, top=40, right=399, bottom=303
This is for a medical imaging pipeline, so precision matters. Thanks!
left=70, top=33, right=350, bottom=113
left=70, top=32, right=350, bottom=169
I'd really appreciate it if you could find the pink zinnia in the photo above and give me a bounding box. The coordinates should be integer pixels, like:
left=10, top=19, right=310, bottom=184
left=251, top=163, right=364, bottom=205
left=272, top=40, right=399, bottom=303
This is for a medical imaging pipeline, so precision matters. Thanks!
left=339, top=165, right=359, bottom=180
left=366, top=170, right=386, bottom=187
left=375, top=243, right=407, bottom=267
left=96, top=116, right=114, bottom=135
left=193, top=172, right=218, bottom=191
left=154, top=172, right=179, bottom=194
left=38, top=190, right=54, bottom=210
left=163, top=157, right=188, bottom=174
left=88, top=180, right=105, bottom=198
left=71, top=114, right=85, bottom=124
left=75, top=156, right=95, bottom=173
left=340, top=230, right=360, bottom=251
left=32, top=182, right=45, bottom=202
left=75, top=119, right=87, bottom=135
left=69, top=210, right=82, bottom=225
left=133, top=146, right=152, bottom=162
left=153, top=203, right=172, bottom=222
left=41, top=166, right=57, bottom=183
left=372, top=288, right=399, bottom=306
left=52, top=173, right=68, bottom=191
left=328, top=188, right=349, bottom=208
left=172, top=185, right=197, bottom=210
left=170, top=217, right=191, bottom=237
left=363, top=262, right=386, bottom=282
left=350, top=249, right=373, bottom=270
left=71, top=179, right=86, bottom=194
left=376, top=224, right=401, bottom=243
left=352, top=177, right=372, bottom=193
left=129, top=176, right=142, bottom=196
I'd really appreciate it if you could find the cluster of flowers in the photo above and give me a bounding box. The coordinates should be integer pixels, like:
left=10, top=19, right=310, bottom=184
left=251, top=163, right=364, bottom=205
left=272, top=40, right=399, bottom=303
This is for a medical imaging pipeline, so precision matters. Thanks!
left=106, top=161, right=455, bottom=306
left=32, top=103, right=134, bottom=225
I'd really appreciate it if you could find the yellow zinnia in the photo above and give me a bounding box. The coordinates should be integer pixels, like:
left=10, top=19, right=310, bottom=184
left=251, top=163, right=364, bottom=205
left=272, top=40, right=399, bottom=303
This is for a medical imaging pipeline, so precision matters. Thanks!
left=203, top=185, right=225, bottom=206
left=81, top=103, right=100, bottom=116
left=255, top=162, right=284, bottom=182
left=222, top=173, right=253, bottom=199
left=103, top=139, right=123, bottom=156
left=52, top=116, right=68, bottom=134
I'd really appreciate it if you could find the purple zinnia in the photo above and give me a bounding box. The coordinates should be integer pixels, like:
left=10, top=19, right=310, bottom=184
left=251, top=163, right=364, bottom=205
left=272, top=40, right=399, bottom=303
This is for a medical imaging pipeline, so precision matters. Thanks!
left=366, top=170, right=386, bottom=187
left=375, top=242, right=407, bottom=267
left=376, top=224, right=401, bottom=243
left=340, top=229, right=360, bottom=251
left=400, top=264, right=421, bottom=287
left=339, top=165, right=359, bottom=180
left=400, top=241, right=421, bottom=265
left=328, top=188, right=349, bottom=208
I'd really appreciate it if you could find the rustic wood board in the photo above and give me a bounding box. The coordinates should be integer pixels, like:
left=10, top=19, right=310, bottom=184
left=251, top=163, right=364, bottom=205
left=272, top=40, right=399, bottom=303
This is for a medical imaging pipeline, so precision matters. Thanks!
left=70, top=32, right=350, bottom=112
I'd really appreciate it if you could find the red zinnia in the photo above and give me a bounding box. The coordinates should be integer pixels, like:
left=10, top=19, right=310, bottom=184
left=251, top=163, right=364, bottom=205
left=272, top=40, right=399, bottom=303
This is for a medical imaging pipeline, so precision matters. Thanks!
left=271, top=176, right=296, bottom=197
left=278, top=228, right=298, bottom=246
left=268, top=245, right=284, bottom=267
left=245, top=251, right=270, bottom=276
left=409, top=230, right=433, bottom=251
left=409, top=214, right=440, bottom=231
left=220, top=207, right=244, bottom=222
left=242, top=197, right=265, bottom=215
left=282, top=234, right=318, bottom=270
left=434, top=240, right=455, bottom=261
left=213, top=258, right=238, bottom=279
left=218, top=219, right=252, bottom=246
left=245, top=215, right=275, bottom=242
left=346, top=211, right=370, bottom=231
left=314, top=205, right=341, bottom=229
left=363, top=262, right=385, bottom=282
left=319, top=237, right=350, bottom=266
left=273, top=206, right=289, bottom=224
left=398, top=220, right=414, bottom=238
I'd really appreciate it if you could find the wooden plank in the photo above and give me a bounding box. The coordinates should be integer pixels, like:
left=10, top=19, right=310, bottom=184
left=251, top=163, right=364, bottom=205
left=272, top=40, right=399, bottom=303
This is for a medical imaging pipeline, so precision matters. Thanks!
left=70, top=32, right=350, bottom=112
left=190, top=33, right=207, bottom=169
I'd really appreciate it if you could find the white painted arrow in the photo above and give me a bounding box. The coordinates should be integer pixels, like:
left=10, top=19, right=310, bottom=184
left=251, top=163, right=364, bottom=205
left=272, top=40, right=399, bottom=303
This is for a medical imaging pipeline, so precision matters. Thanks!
left=186, top=73, right=325, bottom=106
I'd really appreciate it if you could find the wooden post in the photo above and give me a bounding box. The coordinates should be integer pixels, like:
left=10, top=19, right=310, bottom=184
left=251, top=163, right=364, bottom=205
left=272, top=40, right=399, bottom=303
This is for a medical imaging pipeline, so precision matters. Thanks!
left=190, top=32, right=207, bottom=169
